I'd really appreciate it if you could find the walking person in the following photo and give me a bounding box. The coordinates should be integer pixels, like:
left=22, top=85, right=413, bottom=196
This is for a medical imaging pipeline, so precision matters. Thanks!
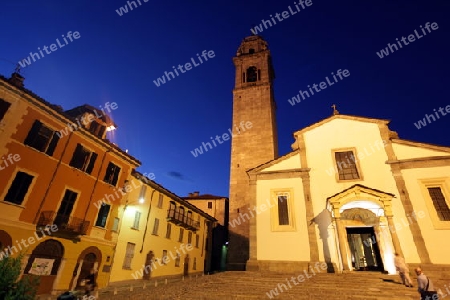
left=84, top=268, right=97, bottom=298
left=415, top=267, right=439, bottom=300
left=394, top=253, right=413, bottom=287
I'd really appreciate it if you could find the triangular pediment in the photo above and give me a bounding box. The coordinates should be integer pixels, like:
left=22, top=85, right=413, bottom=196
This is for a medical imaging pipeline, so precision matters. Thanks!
left=392, top=139, right=450, bottom=160
left=293, top=114, right=390, bottom=137
left=247, top=150, right=302, bottom=174
left=327, top=184, right=395, bottom=211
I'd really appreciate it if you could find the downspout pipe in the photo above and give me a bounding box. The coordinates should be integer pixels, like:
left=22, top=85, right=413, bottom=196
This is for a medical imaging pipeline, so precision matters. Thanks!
left=140, top=188, right=157, bottom=253
left=83, top=147, right=112, bottom=222
left=34, top=130, right=74, bottom=224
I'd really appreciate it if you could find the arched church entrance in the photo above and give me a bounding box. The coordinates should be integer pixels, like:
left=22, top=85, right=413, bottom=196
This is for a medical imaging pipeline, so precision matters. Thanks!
left=327, top=184, right=401, bottom=274
left=342, top=208, right=384, bottom=271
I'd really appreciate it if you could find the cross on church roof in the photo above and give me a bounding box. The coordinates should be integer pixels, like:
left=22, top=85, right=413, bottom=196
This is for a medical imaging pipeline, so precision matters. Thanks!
left=332, top=104, right=339, bottom=115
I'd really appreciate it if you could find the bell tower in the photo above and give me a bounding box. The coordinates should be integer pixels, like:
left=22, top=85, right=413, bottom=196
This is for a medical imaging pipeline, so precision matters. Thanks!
left=227, top=35, right=278, bottom=270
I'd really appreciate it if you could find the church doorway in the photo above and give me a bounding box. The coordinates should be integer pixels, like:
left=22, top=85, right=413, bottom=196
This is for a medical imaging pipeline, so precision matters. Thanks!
left=346, top=227, right=383, bottom=271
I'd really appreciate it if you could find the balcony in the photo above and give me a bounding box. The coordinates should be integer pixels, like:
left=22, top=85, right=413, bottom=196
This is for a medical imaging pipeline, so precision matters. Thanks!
left=167, top=208, right=200, bottom=231
left=37, top=211, right=90, bottom=237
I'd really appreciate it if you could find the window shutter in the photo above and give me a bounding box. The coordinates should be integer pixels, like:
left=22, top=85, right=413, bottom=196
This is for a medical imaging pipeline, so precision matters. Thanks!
left=46, top=132, right=60, bottom=156
left=69, top=144, right=84, bottom=168
left=86, top=152, right=98, bottom=174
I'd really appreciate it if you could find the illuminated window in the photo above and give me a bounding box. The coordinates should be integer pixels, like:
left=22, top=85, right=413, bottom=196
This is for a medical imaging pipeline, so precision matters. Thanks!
left=428, top=187, right=450, bottom=221
left=152, top=218, right=160, bottom=235
left=178, top=228, right=184, bottom=242
left=165, top=223, right=172, bottom=239
left=157, top=194, right=164, bottom=208
left=123, top=243, right=135, bottom=269
left=132, top=211, right=141, bottom=230
left=335, top=151, right=360, bottom=180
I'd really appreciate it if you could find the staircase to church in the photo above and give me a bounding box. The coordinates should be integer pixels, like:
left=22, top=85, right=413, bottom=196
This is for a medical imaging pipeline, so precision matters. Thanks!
left=40, top=271, right=450, bottom=299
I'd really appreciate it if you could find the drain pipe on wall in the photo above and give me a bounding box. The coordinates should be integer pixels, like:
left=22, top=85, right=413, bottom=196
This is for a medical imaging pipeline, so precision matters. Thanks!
left=140, top=183, right=158, bottom=253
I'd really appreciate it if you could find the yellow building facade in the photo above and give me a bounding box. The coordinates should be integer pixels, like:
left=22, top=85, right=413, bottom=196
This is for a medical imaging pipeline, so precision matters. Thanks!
left=182, top=192, right=229, bottom=272
left=0, top=72, right=140, bottom=295
left=109, top=172, right=216, bottom=282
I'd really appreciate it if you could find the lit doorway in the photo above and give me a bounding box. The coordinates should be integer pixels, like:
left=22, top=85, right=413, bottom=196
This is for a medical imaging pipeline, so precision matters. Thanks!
left=347, top=227, right=383, bottom=271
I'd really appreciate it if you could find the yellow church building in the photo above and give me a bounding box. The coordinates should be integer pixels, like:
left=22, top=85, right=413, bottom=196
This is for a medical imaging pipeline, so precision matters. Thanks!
left=226, top=35, right=450, bottom=276
left=245, top=113, right=450, bottom=274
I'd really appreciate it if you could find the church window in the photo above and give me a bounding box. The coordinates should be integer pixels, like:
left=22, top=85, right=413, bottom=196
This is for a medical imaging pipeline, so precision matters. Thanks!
left=249, top=48, right=255, bottom=54
left=335, top=151, right=360, bottom=180
left=428, top=187, right=450, bottom=221
left=246, top=67, right=258, bottom=82
left=270, top=189, right=296, bottom=232
left=278, top=196, right=289, bottom=225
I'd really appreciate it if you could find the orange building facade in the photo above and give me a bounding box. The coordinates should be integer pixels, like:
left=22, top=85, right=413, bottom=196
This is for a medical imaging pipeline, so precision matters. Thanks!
left=0, top=72, right=140, bottom=294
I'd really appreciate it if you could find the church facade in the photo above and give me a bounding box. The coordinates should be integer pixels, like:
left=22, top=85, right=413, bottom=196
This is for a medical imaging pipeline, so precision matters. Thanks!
left=228, top=35, right=450, bottom=274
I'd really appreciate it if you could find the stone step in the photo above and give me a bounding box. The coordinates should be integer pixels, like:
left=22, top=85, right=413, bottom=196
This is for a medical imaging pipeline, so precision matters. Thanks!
left=38, top=271, right=444, bottom=300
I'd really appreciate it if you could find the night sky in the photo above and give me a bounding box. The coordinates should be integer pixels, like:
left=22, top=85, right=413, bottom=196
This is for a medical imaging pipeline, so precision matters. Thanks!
left=1, top=0, right=449, bottom=198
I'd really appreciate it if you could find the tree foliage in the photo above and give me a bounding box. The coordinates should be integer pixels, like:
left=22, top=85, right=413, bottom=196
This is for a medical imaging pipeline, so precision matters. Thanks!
left=0, top=254, right=40, bottom=300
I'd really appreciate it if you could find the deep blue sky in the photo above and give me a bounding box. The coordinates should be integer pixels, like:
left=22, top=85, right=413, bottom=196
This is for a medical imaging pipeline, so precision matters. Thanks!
left=1, top=0, right=449, bottom=198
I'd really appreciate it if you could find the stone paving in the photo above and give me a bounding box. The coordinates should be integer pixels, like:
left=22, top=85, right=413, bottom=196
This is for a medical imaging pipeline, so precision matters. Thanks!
left=38, top=271, right=450, bottom=300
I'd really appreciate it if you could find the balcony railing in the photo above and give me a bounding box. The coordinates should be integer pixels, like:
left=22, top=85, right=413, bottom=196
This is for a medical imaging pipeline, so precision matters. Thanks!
left=37, top=211, right=90, bottom=236
left=167, top=208, right=200, bottom=231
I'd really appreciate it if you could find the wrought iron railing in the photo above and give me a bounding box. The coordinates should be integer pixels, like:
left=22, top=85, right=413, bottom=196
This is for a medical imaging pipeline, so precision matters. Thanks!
left=167, top=208, right=200, bottom=231
left=37, top=211, right=90, bottom=235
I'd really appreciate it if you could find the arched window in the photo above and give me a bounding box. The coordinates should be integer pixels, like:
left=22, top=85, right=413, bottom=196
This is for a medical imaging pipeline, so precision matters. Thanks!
left=246, top=67, right=258, bottom=82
